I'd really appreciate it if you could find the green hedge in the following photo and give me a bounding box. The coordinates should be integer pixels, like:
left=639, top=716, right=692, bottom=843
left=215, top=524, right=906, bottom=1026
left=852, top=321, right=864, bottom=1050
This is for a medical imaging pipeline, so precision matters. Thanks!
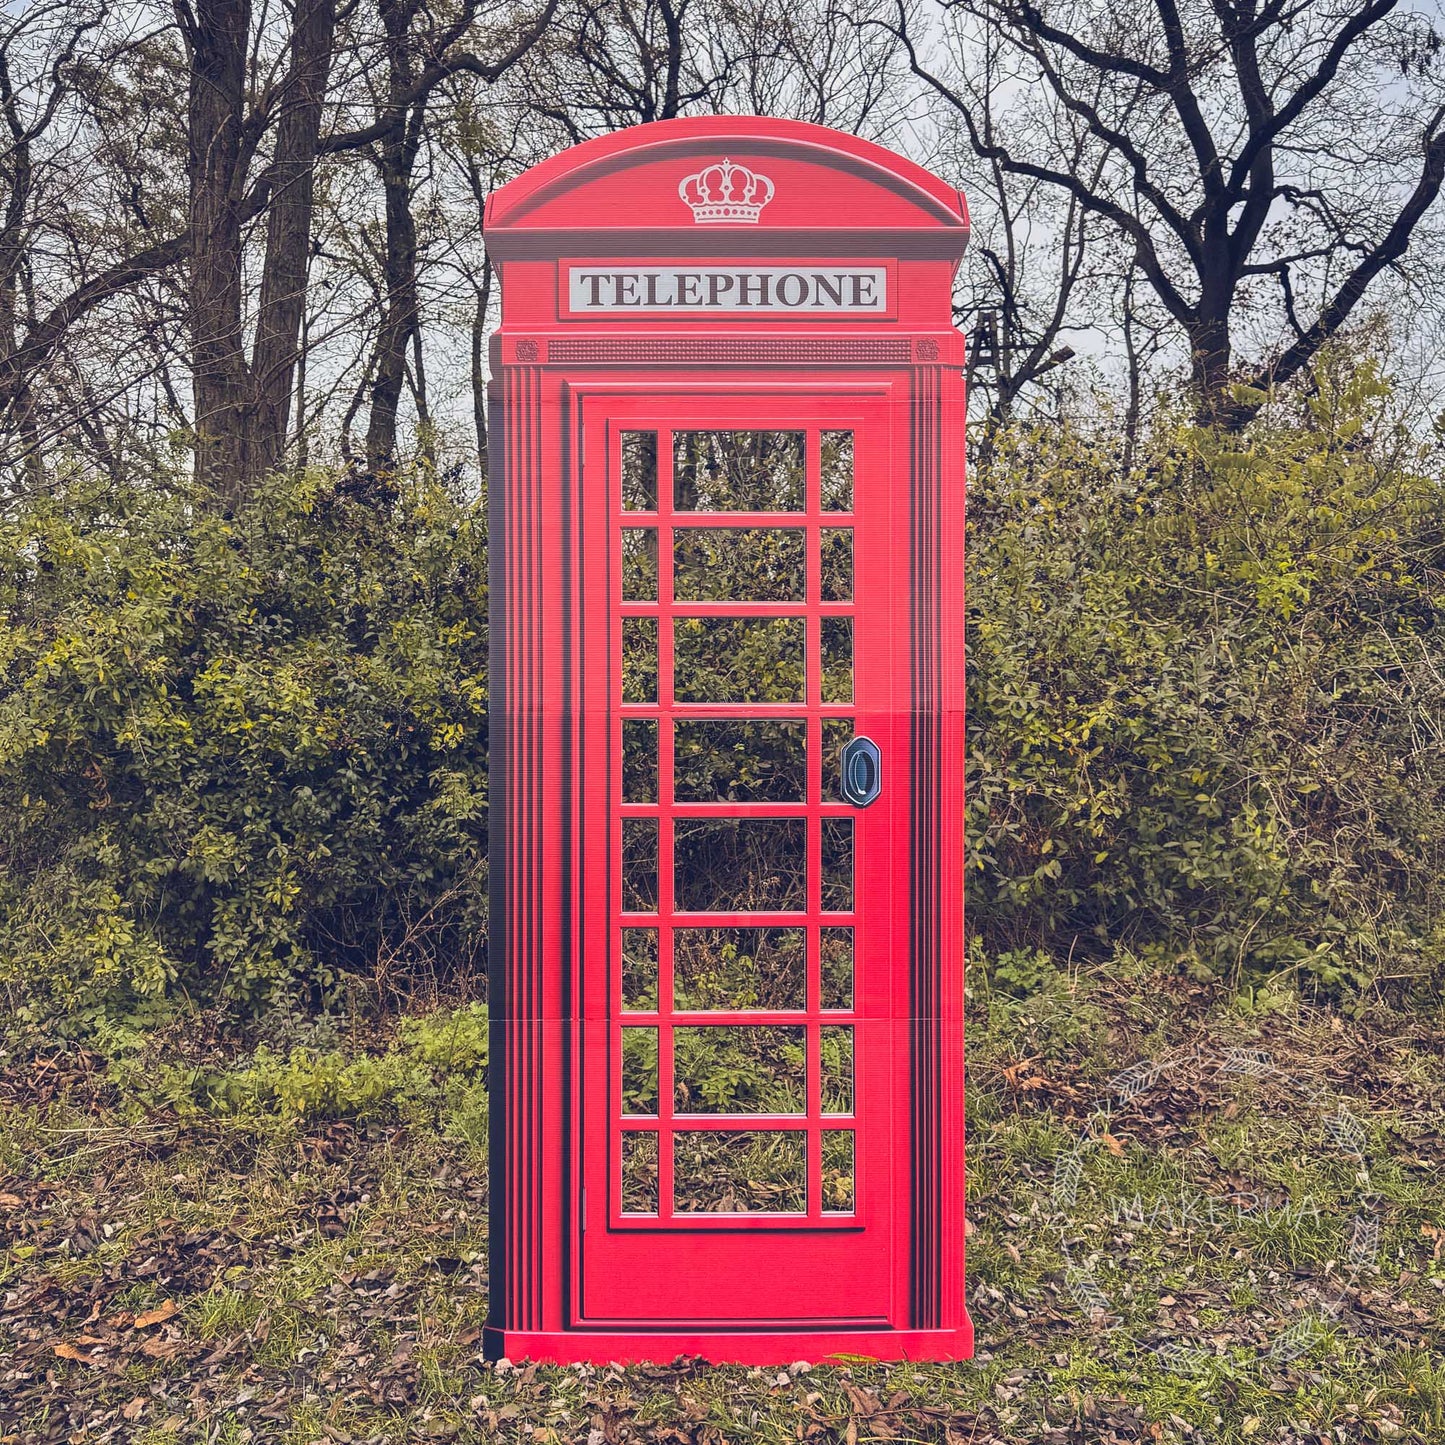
left=965, top=364, right=1445, bottom=992
left=0, top=467, right=488, bottom=1020
left=2, top=359, right=1442, bottom=1027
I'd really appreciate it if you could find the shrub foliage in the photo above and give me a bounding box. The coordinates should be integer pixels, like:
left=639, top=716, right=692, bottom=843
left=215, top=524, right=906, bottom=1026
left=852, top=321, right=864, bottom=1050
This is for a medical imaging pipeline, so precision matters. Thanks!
left=966, top=366, right=1445, bottom=991
left=0, top=468, right=488, bottom=1020
left=2, top=362, right=1443, bottom=1025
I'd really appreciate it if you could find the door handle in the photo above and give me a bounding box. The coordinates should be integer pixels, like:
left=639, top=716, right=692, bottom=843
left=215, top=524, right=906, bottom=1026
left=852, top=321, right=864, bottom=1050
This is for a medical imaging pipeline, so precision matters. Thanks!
left=840, top=735, right=882, bottom=807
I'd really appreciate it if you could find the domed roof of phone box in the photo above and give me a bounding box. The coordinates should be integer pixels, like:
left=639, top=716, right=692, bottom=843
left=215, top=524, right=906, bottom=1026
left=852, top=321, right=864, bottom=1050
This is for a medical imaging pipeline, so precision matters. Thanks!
left=484, top=116, right=969, bottom=261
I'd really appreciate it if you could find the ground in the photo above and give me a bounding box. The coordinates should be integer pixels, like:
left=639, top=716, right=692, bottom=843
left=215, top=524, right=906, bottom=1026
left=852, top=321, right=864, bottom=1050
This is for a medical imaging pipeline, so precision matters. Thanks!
left=2, top=966, right=1443, bottom=1444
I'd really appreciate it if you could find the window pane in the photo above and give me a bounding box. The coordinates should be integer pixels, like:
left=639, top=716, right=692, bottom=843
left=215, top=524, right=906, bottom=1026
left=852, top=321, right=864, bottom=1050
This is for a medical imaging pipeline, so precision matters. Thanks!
left=622, top=617, right=657, bottom=703
left=820, top=928, right=854, bottom=1010
left=821, top=617, right=852, bottom=703
left=820, top=528, right=852, bottom=602
left=622, top=819, right=658, bottom=911
left=621, top=528, right=658, bottom=600
left=674, top=528, right=805, bottom=601
left=823, top=719, right=852, bottom=801
left=674, top=926, right=806, bottom=1011
left=674, top=1025, right=806, bottom=1114
left=674, top=1130, right=806, bottom=1213
left=675, top=617, right=804, bottom=703
left=674, top=818, right=806, bottom=912
left=621, top=928, right=658, bottom=1011
left=621, top=1132, right=659, bottom=1213
left=622, top=432, right=658, bottom=511
left=622, top=1027, right=659, bottom=1115
left=822, top=1131, right=855, bottom=1212
left=674, top=430, right=805, bottom=511
left=821, top=430, right=853, bottom=512
left=821, top=1025, right=854, bottom=1114
left=674, top=720, right=806, bottom=802
left=622, top=718, right=657, bottom=802
left=822, top=818, right=853, bottom=912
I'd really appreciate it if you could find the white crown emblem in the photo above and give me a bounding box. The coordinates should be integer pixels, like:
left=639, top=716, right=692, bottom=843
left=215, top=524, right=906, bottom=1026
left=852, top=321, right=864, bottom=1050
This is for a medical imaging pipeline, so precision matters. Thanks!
left=678, top=157, right=774, bottom=224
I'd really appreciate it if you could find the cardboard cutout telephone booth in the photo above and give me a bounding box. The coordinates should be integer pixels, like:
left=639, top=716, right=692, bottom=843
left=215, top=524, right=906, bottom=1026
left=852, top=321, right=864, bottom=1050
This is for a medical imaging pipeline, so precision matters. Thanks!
left=483, top=117, right=971, bottom=1365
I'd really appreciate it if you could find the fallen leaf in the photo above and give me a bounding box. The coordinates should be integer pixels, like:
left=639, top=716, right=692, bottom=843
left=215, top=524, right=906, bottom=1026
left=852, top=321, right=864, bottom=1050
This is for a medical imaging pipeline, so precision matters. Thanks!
left=0, top=1193, right=21, bottom=1207
left=134, top=1299, right=179, bottom=1328
left=1000, top=1058, right=1039, bottom=1087
left=50, top=1342, right=103, bottom=1364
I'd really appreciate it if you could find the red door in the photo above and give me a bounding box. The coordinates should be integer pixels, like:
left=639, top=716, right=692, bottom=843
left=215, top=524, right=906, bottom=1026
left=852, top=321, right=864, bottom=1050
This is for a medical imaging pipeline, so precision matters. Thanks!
left=575, top=387, right=911, bottom=1329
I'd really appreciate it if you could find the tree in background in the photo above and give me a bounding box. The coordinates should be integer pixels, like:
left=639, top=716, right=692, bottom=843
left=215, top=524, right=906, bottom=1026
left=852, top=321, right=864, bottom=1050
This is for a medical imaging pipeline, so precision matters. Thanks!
left=0, top=0, right=558, bottom=496
left=4, top=0, right=1445, bottom=480
left=887, top=0, right=1445, bottom=423
left=181, top=0, right=338, bottom=496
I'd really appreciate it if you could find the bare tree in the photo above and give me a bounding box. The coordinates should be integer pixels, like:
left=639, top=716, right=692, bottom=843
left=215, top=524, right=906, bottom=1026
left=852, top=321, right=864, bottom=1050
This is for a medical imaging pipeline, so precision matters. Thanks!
left=0, top=4, right=174, bottom=482
left=20, top=0, right=1435, bottom=492
left=886, top=0, right=1445, bottom=422
left=358, top=0, right=431, bottom=470
left=923, top=17, right=1104, bottom=426
left=0, top=0, right=558, bottom=495
left=502, top=0, right=915, bottom=149
left=0, top=11, right=109, bottom=488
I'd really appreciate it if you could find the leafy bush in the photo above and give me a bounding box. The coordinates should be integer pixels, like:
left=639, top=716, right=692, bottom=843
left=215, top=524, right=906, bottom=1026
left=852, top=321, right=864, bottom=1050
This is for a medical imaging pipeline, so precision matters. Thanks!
left=0, top=466, right=488, bottom=1022
left=4, top=356, right=1443, bottom=1033
left=111, top=1002, right=490, bottom=1141
left=966, top=361, right=1445, bottom=993
left=987, top=947, right=1059, bottom=999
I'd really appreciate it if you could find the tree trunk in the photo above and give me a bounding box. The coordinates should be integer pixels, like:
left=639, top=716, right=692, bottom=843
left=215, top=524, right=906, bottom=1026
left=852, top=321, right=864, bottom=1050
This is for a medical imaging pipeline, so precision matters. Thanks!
left=251, top=0, right=337, bottom=474
left=1121, top=272, right=1143, bottom=470
left=185, top=0, right=252, bottom=499
left=1188, top=307, right=1234, bottom=426
left=409, top=322, right=434, bottom=469
left=659, top=0, right=686, bottom=120
left=0, top=51, right=42, bottom=488
left=471, top=254, right=492, bottom=480
left=364, top=0, right=423, bottom=472
left=364, top=139, right=421, bottom=470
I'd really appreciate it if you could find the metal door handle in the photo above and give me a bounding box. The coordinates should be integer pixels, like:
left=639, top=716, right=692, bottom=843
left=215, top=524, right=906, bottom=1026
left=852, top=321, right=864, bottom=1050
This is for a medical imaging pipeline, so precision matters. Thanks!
left=840, top=735, right=882, bottom=807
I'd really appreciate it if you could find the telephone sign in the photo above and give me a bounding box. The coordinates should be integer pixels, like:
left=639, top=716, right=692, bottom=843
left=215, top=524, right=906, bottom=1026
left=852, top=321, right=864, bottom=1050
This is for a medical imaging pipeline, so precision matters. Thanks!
left=484, top=117, right=972, bottom=1365
left=566, top=265, right=890, bottom=313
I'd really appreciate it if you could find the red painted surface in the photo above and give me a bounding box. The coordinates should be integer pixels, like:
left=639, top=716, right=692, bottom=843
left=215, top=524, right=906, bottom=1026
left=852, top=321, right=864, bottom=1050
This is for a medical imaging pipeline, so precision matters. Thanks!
left=484, top=117, right=971, bottom=1365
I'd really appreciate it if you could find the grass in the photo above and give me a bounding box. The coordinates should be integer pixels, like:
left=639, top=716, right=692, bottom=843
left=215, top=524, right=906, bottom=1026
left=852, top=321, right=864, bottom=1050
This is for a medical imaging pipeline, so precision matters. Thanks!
left=2, top=970, right=1443, bottom=1443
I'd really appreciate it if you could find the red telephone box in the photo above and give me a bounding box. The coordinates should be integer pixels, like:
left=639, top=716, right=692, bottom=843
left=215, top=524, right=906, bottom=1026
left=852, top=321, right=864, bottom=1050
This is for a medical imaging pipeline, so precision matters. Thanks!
left=483, top=117, right=971, bottom=1365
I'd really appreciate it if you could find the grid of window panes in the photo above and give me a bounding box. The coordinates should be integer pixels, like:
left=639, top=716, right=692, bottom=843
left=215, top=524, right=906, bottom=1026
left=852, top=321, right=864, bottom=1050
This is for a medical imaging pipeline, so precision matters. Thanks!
left=616, top=427, right=858, bottom=1222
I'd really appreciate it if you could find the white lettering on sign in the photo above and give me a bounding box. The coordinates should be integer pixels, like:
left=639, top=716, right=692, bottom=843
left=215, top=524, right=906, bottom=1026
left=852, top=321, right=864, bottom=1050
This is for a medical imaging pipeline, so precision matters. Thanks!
left=567, top=265, right=887, bottom=313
